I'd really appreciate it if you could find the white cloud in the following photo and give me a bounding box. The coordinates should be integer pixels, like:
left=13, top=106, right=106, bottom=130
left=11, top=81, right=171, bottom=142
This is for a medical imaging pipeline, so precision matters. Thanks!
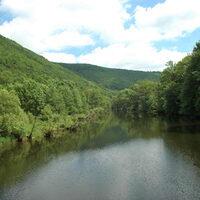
left=134, top=0, right=200, bottom=40
left=36, top=31, right=94, bottom=52
left=0, top=14, right=94, bottom=52
left=0, top=0, right=130, bottom=48
left=42, top=52, right=77, bottom=63
left=78, top=43, right=186, bottom=71
left=0, top=0, right=199, bottom=70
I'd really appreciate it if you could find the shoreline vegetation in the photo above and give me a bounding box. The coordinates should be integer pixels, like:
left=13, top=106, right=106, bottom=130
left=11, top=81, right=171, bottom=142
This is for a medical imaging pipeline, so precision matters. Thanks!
left=0, top=75, right=111, bottom=144
left=0, top=107, right=107, bottom=145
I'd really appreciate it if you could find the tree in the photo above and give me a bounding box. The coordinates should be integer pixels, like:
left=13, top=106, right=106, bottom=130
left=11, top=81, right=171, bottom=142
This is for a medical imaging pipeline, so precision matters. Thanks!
left=160, top=57, right=189, bottom=115
left=130, top=80, right=158, bottom=113
left=0, top=89, right=29, bottom=140
left=181, top=42, right=200, bottom=116
left=112, top=89, right=133, bottom=112
left=112, top=80, right=158, bottom=114
left=15, top=80, right=47, bottom=138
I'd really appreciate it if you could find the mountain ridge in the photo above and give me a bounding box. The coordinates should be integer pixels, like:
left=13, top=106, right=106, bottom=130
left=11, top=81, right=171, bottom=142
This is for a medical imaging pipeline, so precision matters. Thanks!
left=58, top=63, right=160, bottom=90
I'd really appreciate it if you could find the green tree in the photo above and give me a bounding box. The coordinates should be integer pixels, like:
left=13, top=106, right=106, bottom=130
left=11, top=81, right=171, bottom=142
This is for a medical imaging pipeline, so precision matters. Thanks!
left=160, top=57, right=189, bottom=115
left=15, top=80, right=47, bottom=138
left=130, top=80, right=158, bottom=113
left=112, top=80, right=158, bottom=114
left=0, top=89, right=29, bottom=140
left=181, top=42, right=200, bottom=116
left=112, top=89, right=133, bottom=112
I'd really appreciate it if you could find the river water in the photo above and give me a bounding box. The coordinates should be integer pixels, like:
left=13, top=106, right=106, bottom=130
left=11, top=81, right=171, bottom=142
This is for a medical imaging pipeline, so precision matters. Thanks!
left=1, top=113, right=200, bottom=200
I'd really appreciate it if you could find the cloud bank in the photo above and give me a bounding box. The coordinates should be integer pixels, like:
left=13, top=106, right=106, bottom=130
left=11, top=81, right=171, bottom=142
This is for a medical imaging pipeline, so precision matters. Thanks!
left=0, top=0, right=199, bottom=71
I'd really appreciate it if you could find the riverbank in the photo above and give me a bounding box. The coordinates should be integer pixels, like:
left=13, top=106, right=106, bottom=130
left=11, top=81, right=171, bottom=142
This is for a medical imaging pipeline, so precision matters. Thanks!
left=0, top=107, right=108, bottom=146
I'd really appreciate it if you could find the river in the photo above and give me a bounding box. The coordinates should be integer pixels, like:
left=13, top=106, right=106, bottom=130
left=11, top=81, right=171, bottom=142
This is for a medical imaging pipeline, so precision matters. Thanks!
left=0, top=113, right=200, bottom=200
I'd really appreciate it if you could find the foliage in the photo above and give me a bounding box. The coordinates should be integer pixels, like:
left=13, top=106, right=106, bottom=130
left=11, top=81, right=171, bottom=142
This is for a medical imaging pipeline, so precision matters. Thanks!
left=159, top=56, right=189, bottom=115
left=0, top=89, right=29, bottom=139
left=58, top=63, right=160, bottom=90
left=112, top=80, right=158, bottom=114
left=0, top=34, right=111, bottom=141
left=15, top=80, right=47, bottom=116
left=113, top=41, right=200, bottom=117
left=181, top=43, right=200, bottom=116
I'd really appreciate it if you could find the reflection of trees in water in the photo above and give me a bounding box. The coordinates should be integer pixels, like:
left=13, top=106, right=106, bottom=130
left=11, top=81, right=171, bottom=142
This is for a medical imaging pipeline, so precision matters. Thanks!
left=116, top=113, right=168, bottom=139
left=160, top=117, right=200, bottom=167
left=1, top=112, right=200, bottom=190
left=117, top=113, right=200, bottom=168
left=0, top=114, right=111, bottom=189
left=163, top=131, right=200, bottom=168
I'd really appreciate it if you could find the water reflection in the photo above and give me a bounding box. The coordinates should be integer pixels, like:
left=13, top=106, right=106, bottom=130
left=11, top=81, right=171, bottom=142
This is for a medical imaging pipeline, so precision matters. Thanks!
left=0, top=113, right=200, bottom=200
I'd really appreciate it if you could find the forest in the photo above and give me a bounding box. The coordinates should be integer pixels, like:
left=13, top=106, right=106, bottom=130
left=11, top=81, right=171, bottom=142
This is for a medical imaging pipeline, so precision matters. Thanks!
left=0, top=33, right=200, bottom=144
left=0, top=34, right=111, bottom=143
left=112, top=42, right=200, bottom=117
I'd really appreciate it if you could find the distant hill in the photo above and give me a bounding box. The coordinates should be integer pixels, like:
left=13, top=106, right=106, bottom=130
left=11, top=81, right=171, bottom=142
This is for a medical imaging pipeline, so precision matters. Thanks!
left=58, top=63, right=160, bottom=90
left=0, top=33, right=159, bottom=92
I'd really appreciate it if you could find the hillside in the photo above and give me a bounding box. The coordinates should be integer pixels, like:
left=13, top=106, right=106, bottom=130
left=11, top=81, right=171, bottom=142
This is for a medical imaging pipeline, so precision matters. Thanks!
left=58, top=63, right=160, bottom=90
left=0, top=34, right=111, bottom=142
left=0, top=35, right=99, bottom=89
left=0, top=34, right=113, bottom=100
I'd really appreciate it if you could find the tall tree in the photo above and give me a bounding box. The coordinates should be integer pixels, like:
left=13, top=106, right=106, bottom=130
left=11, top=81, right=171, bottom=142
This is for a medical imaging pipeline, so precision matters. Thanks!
left=15, top=80, right=47, bottom=138
left=0, top=89, right=28, bottom=140
left=181, top=42, right=200, bottom=116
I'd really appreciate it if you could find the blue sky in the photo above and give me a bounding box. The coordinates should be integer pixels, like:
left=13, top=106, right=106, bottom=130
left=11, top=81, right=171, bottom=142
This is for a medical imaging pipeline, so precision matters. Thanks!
left=0, top=0, right=200, bottom=71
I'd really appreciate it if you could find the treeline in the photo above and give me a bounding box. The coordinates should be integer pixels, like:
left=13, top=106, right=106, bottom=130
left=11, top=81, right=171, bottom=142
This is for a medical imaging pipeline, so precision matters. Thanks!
left=112, top=42, right=200, bottom=118
left=0, top=80, right=110, bottom=142
left=0, top=35, right=111, bottom=143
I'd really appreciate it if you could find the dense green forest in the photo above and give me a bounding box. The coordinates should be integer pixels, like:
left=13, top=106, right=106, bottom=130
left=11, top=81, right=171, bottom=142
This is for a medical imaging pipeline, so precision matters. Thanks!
left=58, top=63, right=160, bottom=90
left=112, top=42, right=200, bottom=118
left=0, top=34, right=111, bottom=143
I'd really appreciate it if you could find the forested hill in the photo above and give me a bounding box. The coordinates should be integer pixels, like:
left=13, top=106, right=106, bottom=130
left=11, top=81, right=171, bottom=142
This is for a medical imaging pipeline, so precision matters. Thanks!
left=58, top=63, right=160, bottom=90
left=0, top=34, right=111, bottom=142
left=0, top=35, right=99, bottom=88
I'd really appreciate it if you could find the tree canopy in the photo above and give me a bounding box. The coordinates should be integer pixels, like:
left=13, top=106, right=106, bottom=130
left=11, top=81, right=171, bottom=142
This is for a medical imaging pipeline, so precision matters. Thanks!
left=112, top=42, right=200, bottom=118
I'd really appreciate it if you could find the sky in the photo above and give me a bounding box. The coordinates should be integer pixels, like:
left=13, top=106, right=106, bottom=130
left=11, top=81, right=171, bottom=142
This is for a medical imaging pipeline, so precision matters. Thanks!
left=0, top=0, right=200, bottom=71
